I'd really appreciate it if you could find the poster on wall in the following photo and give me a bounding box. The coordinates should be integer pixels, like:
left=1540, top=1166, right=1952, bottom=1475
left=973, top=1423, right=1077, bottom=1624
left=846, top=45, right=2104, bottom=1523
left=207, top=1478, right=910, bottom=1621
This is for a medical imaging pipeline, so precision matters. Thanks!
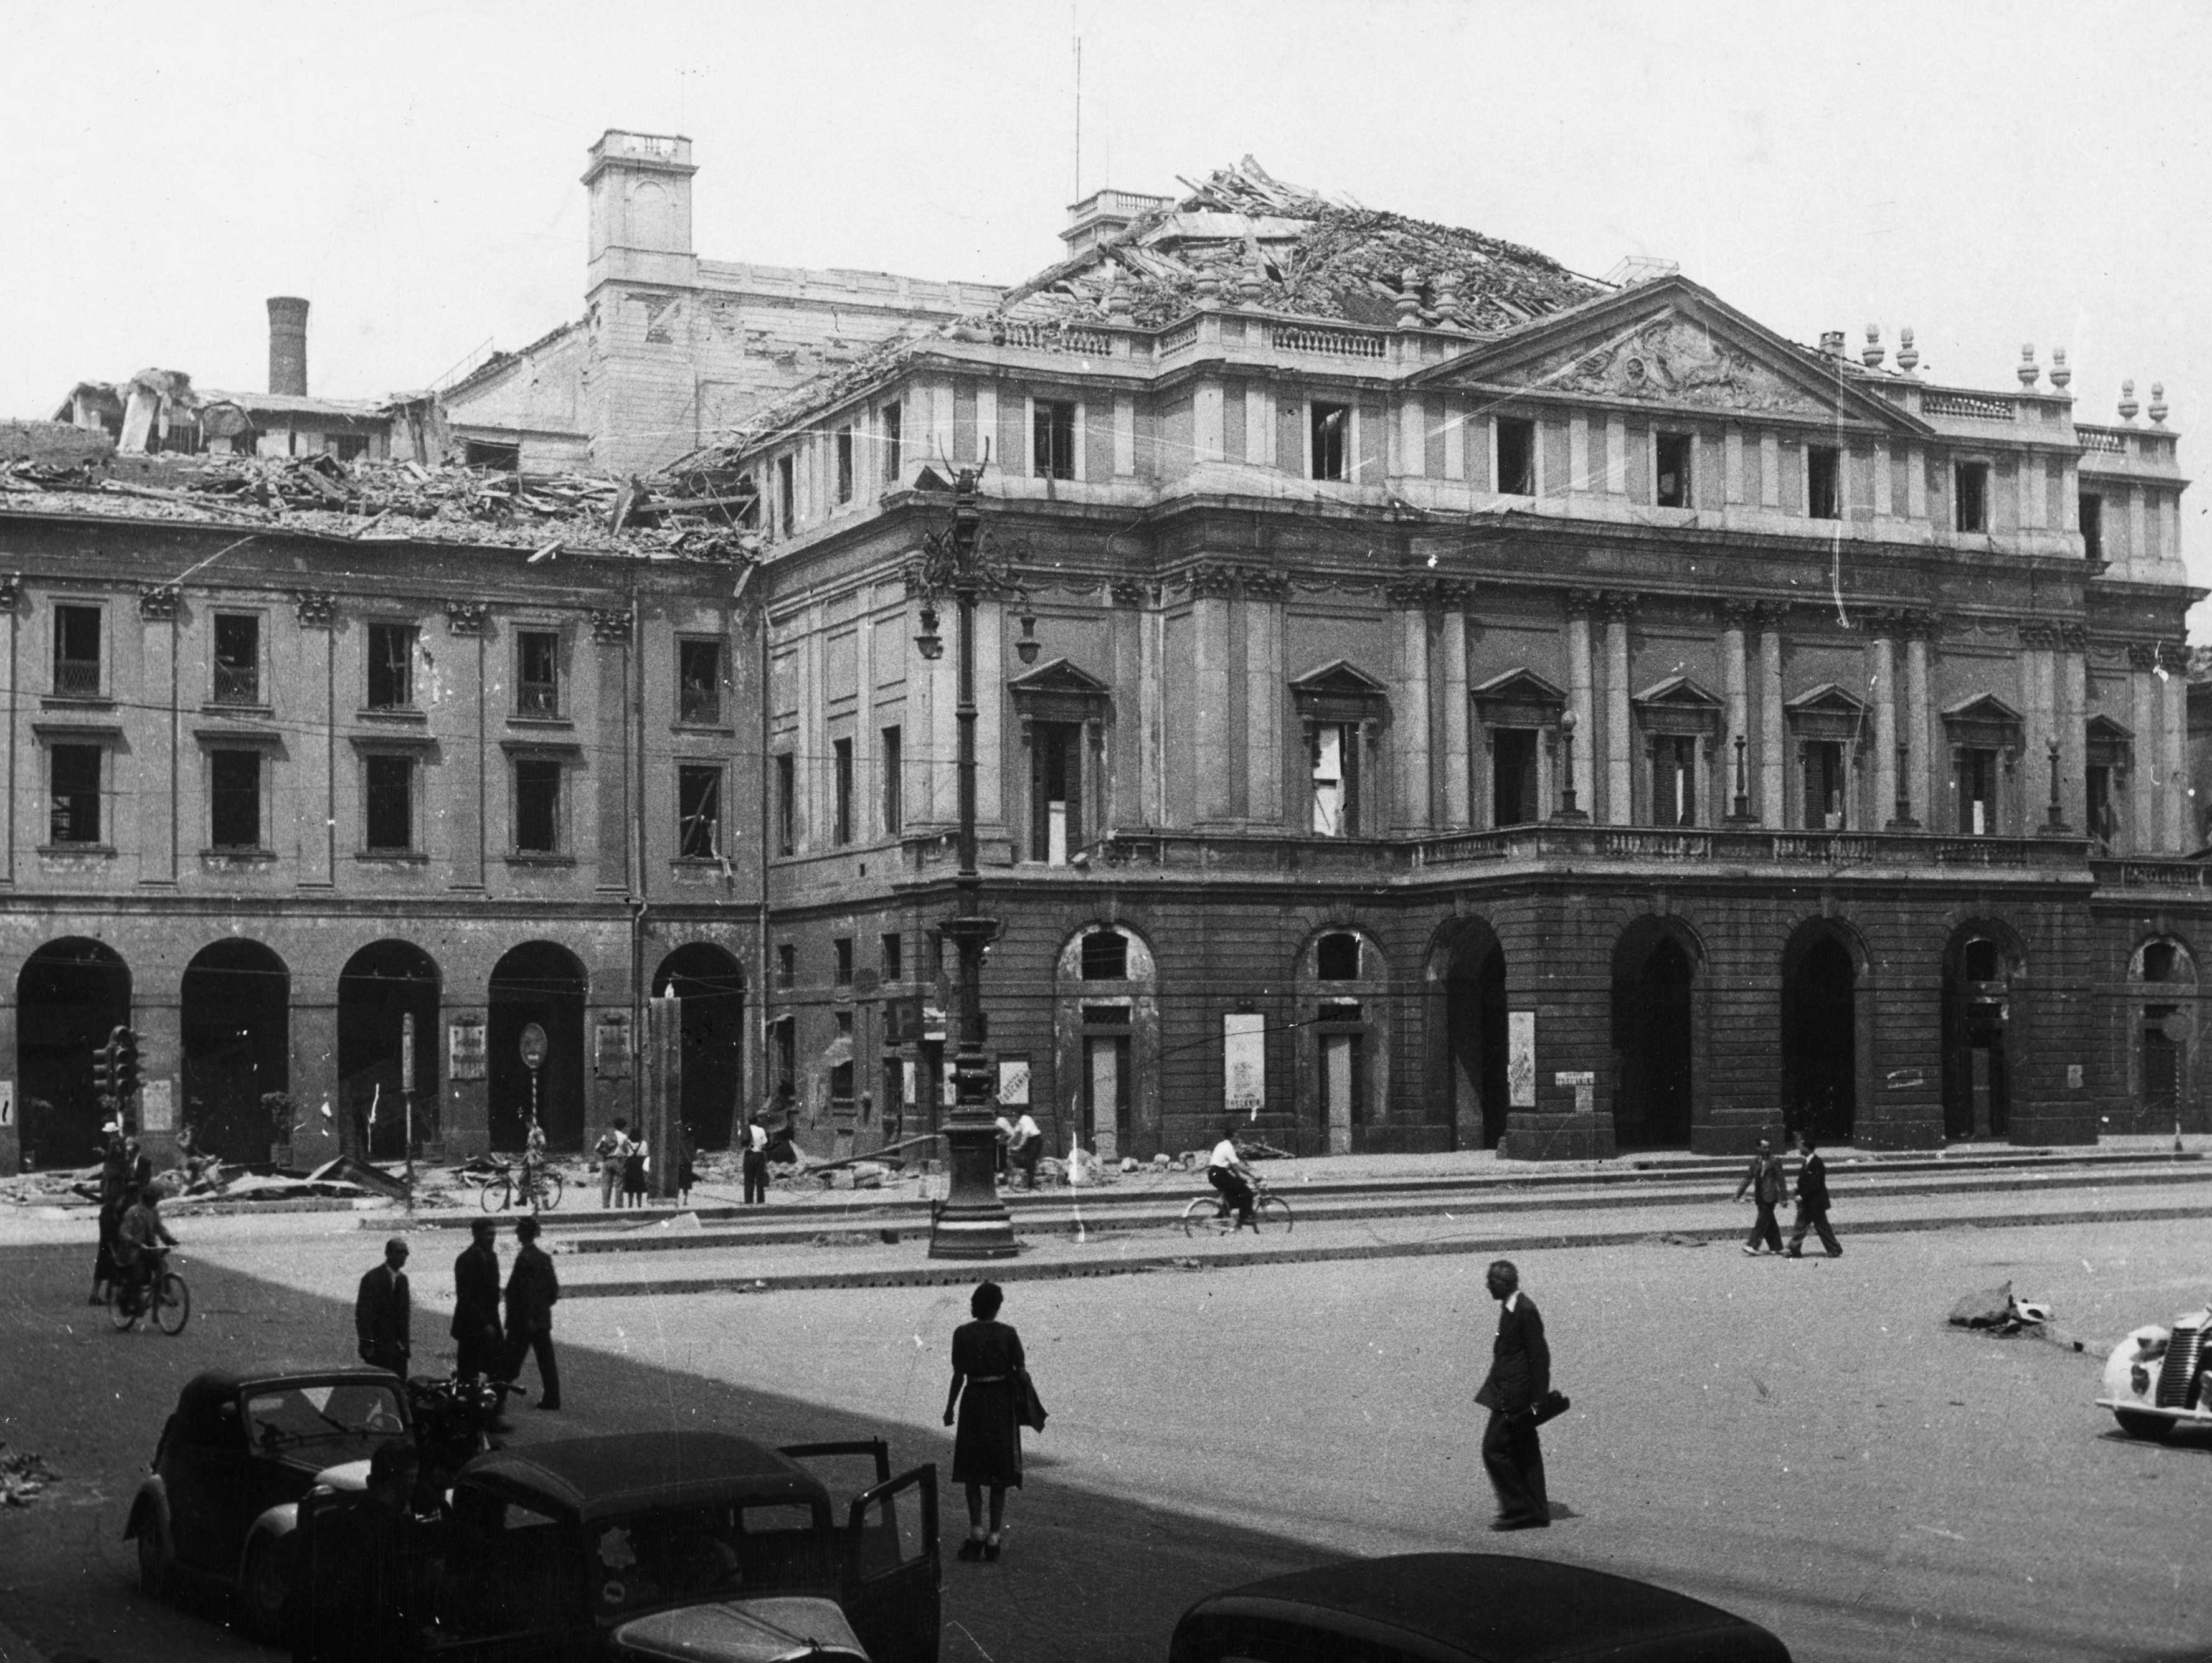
left=449, top=1018, right=487, bottom=1081
left=997, top=1058, right=1031, bottom=1106
left=594, top=1012, right=631, bottom=1078
left=1507, top=1011, right=1537, bottom=1107
left=139, top=1078, right=175, bottom=1133
left=1224, top=1012, right=1266, bottom=1119
left=0, top=1080, right=12, bottom=1129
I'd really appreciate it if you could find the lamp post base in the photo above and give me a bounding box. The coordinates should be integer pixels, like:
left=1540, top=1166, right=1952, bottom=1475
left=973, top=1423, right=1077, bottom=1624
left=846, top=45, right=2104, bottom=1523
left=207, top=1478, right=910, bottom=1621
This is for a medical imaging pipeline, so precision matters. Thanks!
left=927, top=1112, right=1018, bottom=1261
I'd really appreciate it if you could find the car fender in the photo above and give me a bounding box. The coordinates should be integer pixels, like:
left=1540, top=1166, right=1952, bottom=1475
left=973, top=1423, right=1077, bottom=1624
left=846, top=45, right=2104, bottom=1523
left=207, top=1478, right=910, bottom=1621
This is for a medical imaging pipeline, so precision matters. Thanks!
left=241, top=1501, right=300, bottom=1576
left=124, top=1476, right=171, bottom=1551
left=2104, top=1324, right=2171, bottom=1405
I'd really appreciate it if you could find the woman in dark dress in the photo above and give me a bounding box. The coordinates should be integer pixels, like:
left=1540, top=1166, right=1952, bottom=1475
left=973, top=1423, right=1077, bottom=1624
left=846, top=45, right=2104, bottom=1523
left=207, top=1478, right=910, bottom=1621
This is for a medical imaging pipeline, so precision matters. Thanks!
left=942, top=1281, right=1024, bottom=1561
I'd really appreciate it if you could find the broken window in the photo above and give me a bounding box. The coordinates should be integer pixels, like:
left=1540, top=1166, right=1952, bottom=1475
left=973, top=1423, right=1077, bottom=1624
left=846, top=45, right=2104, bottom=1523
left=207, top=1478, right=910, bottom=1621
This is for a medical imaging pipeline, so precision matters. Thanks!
left=367, top=624, right=416, bottom=709
left=513, top=758, right=562, bottom=853
left=210, top=749, right=261, bottom=850
left=882, top=402, right=903, bottom=482
left=213, top=613, right=260, bottom=706
left=881, top=724, right=903, bottom=835
left=1030, top=721, right=1082, bottom=863
left=773, top=1018, right=795, bottom=1102
left=1803, top=741, right=1846, bottom=830
left=678, top=764, right=722, bottom=859
left=463, top=440, right=519, bottom=471
left=1651, top=736, right=1698, bottom=827
left=1310, top=721, right=1361, bottom=836
left=49, top=744, right=101, bottom=844
left=834, top=938, right=854, bottom=986
left=836, top=426, right=855, bottom=504
left=1957, top=747, right=1997, bottom=835
left=1495, top=417, right=1535, bottom=496
left=1955, top=462, right=1990, bottom=533
left=777, top=455, right=795, bottom=536
left=2088, top=762, right=2115, bottom=851
left=1317, top=933, right=1361, bottom=981
left=516, top=631, right=560, bottom=716
left=53, top=605, right=100, bottom=697
left=1807, top=447, right=1841, bottom=520
left=1655, top=432, right=1692, bottom=508
left=832, top=737, right=854, bottom=846
left=1080, top=930, right=1128, bottom=981
left=775, top=752, right=795, bottom=855
left=329, top=434, right=369, bottom=463
left=1034, top=400, right=1077, bottom=480
left=1310, top=403, right=1349, bottom=481
left=678, top=638, right=722, bottom=723
left=1492, top=728, right=1539, bottom=826
left=364, top=754, right=414, bottom=852
left=2080, top=492, right=2104, bottom=560
left=776, top=944, right=795, bottom=990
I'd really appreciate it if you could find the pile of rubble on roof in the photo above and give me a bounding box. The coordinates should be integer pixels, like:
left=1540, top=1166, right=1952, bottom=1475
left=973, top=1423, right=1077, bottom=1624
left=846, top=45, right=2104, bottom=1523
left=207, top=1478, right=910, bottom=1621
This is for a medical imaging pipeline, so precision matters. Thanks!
left=0, top=439, right=763, bottom=561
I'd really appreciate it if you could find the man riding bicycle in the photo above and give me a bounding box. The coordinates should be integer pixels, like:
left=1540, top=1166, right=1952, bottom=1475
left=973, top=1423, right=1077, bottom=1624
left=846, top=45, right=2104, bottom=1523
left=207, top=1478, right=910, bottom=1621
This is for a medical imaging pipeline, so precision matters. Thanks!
left=113, top=1181, right=178, bottom=1312
left=1207, top=1121, right=1259, bottom=1230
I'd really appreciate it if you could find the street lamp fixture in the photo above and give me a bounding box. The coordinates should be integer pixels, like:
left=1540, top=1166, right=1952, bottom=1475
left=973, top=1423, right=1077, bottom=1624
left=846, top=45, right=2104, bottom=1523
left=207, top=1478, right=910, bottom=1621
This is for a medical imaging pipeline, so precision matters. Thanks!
left=1015, top=607, right=1041, bottom=665
left=915, top=605, right=943, bottom=662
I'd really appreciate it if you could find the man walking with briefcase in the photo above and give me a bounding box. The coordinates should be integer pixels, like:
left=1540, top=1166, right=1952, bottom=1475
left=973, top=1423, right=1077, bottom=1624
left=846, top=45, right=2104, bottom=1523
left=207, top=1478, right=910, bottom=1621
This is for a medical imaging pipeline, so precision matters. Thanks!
left=1475, top=1258, right=1564, bottom=1532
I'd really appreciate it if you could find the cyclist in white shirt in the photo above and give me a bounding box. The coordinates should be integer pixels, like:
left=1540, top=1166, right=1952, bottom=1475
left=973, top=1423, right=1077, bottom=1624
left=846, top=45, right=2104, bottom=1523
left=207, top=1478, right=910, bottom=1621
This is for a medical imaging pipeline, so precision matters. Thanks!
left=1206, top=1121, right=1258, bottom=1228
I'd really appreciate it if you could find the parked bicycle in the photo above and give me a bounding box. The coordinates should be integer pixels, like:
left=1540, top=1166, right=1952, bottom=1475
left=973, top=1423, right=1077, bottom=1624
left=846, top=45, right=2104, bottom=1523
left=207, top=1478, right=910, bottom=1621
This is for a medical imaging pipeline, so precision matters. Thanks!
left=110, top=1248, right=191, bottom=1335
left=477, top=1158, right=564, bottom=1214
left=1181, top=1175, right=1293, bottom=1238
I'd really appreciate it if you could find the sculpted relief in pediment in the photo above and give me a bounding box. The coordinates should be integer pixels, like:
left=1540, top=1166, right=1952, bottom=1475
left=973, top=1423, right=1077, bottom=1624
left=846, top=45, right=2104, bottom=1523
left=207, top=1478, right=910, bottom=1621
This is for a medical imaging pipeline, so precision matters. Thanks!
left=1501, top=315, right=1832, bottom=419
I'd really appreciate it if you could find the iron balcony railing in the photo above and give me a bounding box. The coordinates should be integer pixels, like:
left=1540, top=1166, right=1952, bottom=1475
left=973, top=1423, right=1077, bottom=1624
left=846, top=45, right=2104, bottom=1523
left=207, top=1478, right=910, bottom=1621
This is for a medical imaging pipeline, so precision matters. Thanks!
left=212, top=662, right=260, bottom=705
left=52, top=658, right=100, bottom=697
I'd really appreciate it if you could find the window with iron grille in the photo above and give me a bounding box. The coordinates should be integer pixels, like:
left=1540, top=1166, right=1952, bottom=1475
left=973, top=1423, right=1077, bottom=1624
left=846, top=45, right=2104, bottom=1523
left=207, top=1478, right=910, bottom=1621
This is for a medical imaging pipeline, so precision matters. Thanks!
left=210, top=749, right=262, bottom=850
left=1033, top=400, right=1077, bottom=480
left=678, top=639, right=722, bottom=723
left=517, top=632, right=560, bottom=715
left=213, top=614, right=260, bottom=705
left=364, top=754, right=414, bottom=852
left=367, top=624, right=416, bottom=709
left=678, top=764, right=722, bottom=859
left=514, top=757, right=562, bottom=853
left=49, top=745, right=101, bottom=843
left=53, top=605, right=100, bottom=697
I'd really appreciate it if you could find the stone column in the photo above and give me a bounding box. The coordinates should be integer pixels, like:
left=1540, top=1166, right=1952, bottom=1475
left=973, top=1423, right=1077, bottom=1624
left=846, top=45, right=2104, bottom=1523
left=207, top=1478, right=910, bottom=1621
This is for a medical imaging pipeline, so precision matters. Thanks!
left=1439, top=600, right=1471, bottom=827
left=2020, top=625, right=2058, bottom=832
left=592, top=610, right=633, bottom=890
left=295, top=592, right=338, bottom=887
left=1191, top=568, right=1235, bottom=825
left=2130, top=645, right=2160, bottom=848
left=1602, top=595, right=1634, bottom=825
left=1392, top=582, right=1432, bottom=833
left=446, top=602, right=489, bottom=889
left=139, top=586, right=180, bottom=886
left=1873, top=629, right=1901, bottom=827
left=1564, top=592, right=1596, bottom=815
left=2058, top=626, right=2089, bottom=838
left=289, top=980, right=343, bottom=1170
left=1719, top=605, right=1750, bottom=820
left=1758, top=608, right=1787, bottom=828
left=2163, top=642, right=2191, bottom=852
left=1905, top=620, right=1934, bottom=830
left=1243, top=577, right=1285, bottom=825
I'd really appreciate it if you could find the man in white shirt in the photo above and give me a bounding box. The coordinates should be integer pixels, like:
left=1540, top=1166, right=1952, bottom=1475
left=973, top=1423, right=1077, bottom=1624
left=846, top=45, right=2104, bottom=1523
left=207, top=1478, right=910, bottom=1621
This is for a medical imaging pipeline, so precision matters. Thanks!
left=742, top=1114, right=770, bottom=1205
left=1206, top=1121, right=1257, bottom=1228
left=1008, top=1111, right=1043, bottom=1190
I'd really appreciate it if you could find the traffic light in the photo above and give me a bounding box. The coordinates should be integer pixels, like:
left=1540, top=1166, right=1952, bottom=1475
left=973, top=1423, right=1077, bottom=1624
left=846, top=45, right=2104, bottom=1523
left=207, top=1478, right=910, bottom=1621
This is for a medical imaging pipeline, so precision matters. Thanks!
left=92, top=1034, right=116, bottom=1101
left=112, top=1027, right=141, bottom=1103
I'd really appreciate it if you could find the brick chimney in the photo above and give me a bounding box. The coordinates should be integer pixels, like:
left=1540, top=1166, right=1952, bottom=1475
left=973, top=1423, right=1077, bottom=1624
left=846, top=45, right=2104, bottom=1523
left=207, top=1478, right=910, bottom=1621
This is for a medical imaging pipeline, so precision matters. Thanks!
left=267, top=296, right=310, bottom=397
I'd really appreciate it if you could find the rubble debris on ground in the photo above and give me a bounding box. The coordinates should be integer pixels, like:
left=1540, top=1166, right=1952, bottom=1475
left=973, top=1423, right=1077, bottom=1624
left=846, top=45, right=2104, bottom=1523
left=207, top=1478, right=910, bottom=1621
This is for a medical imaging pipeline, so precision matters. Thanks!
left=0, top=1443, right=59, bottom=1507
left=306, top=1154, right=412, bottom=1200
left=1645, top=1232, right=1709, bottom=1248
left=1948, top=1281, right=2060, bottom=1338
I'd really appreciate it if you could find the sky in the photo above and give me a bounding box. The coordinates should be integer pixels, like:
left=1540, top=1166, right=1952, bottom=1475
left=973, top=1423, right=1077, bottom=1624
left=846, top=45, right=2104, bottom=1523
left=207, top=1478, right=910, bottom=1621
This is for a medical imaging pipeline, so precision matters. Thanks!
left=4, top=0, right=2210, bottom=625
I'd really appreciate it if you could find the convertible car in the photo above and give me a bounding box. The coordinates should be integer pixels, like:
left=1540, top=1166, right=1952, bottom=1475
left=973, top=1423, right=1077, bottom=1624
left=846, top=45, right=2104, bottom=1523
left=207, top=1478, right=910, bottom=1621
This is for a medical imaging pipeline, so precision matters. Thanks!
left=2097, top=1305, right=2212, bottom=1439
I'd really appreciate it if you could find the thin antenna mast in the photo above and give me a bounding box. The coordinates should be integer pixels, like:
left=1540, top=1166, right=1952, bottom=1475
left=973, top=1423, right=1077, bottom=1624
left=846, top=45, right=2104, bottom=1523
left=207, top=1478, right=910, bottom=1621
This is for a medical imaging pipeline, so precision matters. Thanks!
left=1073, top=26, right=1082, bottom=202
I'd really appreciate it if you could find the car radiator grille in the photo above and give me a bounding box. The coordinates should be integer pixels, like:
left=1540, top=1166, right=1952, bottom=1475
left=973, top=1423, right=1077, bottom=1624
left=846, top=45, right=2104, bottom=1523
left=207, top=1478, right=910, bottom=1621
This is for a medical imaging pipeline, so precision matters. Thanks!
left=2156, top=1326, right=2204, bottom=1408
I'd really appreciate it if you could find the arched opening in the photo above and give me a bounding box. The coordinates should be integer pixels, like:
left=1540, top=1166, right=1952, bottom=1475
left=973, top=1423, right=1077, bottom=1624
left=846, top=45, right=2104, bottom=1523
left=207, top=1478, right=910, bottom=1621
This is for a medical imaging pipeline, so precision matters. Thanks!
left=16, top=939, right=130, bottom=1168
left=1781, top=926, right=1858, bottom=1144
left=1612, top=924, right=1696, bottom=1149
left=1052, top=924, right=1160, bottom=1161
left=1941, top=921, right=2021, bottom=1141
left=1431, top=918, right=1508, bottom=1150
left=181, top=940, right=289, bottom=1165
left=338, top=942, right=441, bottom=1160
left=1294, top=926, right=1394, bottom=1154
left=653, top=944, right=745, bottom=1152
left=2130, top=937, right=2198, bottom=1133
left=489, top=943, right=587, bottom=1154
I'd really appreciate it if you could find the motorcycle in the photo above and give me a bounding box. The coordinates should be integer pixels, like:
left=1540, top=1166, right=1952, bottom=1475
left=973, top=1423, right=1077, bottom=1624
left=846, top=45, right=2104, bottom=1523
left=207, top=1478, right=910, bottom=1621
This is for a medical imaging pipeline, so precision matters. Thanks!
left=403, top=1373, right=526, bottom=1497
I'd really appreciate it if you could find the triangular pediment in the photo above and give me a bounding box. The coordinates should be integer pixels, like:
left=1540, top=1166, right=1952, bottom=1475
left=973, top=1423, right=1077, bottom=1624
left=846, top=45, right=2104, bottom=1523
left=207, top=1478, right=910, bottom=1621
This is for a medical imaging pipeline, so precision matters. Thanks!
left=1008, top=656, right=1110, bottom=696
left=1415, top=277, right=1928, bottom=435
left=1290, top=659, right=1388, bottom=698
left=1785, top=683, right=1869, bottom=719
left=1470, top=667, right=1566, bottom=705
left=1944, top=694, right=2023, bottom=726
left=1634, top=674, right=1723, bottom=709
left=2086, top=713, right=2134, bottom=742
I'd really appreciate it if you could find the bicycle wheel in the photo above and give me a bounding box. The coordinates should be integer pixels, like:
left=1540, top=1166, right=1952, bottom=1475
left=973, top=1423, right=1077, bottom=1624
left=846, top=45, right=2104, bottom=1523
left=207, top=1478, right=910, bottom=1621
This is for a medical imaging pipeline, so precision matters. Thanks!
left=1180, top=1196, right=1229, bottom=1239
left=108, top=1282, right=140, bottom=1332
left=535, top=1170, right=563, bottom=1211
left=480, top=1175, right=509, bottom=1213
left=1254, top=1194, right=1293, bottom=1234
left=153, top=1272, right=191, bottom=1336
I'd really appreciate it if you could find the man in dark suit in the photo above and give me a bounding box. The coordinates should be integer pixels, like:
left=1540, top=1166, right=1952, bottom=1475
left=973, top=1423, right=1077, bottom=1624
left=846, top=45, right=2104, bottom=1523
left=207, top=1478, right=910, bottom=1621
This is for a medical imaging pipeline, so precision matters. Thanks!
left=503, top=1216, right=562, bottom=1412
left=1786, top=1132, right=1843, bottom=1257
left=354, top=1237, right=412, bottom=1376
left=1474, top=1258, right=1551, bottom=1532
left=451, top=1220, right=507, bottom=1426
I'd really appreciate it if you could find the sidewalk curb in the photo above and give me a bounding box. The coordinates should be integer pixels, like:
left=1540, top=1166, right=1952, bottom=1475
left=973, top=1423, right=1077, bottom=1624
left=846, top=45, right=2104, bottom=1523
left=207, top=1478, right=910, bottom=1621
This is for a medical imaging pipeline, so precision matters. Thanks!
left=555, top=1200, right=2212, bottom=1299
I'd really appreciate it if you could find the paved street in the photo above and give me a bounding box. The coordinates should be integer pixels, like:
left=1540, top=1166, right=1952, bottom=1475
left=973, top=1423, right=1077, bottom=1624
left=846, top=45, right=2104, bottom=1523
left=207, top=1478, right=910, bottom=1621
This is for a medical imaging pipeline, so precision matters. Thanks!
left=4, top=1208, right=2212, bottom=1662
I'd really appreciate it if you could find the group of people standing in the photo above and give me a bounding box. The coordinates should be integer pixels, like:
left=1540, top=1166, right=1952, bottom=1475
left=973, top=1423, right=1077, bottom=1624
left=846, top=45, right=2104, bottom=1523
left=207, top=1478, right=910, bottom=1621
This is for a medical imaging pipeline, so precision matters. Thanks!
left=353, top=1215, right=562, bottom=1416
left=592, top=1117, right=707, bottom=1208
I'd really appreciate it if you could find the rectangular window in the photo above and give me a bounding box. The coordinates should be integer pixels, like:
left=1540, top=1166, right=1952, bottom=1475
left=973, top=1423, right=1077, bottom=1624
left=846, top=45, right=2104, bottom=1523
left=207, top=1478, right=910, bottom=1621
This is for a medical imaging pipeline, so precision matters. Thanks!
left=1495, top=417, right=1535, bottom=496
left=53, top=604, right=100, bottom=696
left=210, top=749, right=261, bottom=850
left=881, top=725, right=902, bottom=835
left=834, top=938, right=854, bottom=986
left=463, top=439, right=519, bottom=471
left=2080, top=492, right=2104, bottom=560
left=1492, top=728, right=1539, bottom=827
left=1802, top=741, right=1846, bottom=830
left=1807, top=447, right=1841, bottom=520
left=1310, top=722, right=1361, bottom=836
left=678, top=764, right=722, bottom=859
left=1955, top=462, right=1989, bottom=533
left=514, top=758, right=562, bottom=853
left=776, top=944, right=795, bottom=990
left=882, top=402, right=903, bottom=482
left=49, top=744, right=101, bottom=844
left=1033, top=400, right=1077, bottom=480
left=1030, top=721, right=1082, bottom=863
left=516, top=631, right=559, bottom=716
left=1650, top=736, right=1698, bottom=827
left=775, top=752, right=795, bottom=855
left=833, top=737, right=854, bottom=846
left=777, top=455, right=795, bottom=535
left=212, top=614, right=260, bottom=705
left=881, top=932, right=902, bottom=982
left=678, top=639, right=722, bottom=724
left=1655, top=432, right=1692, bottom=508
left=773, top=1018, right=796, bottom=1103
left=367, top=624, right=416, bottom=709
left=1310, top=403, right=1349, bottom=481
left=836, top=426, right=854, bottom=503
left=2087, top=763, right=2115, bottom=851
left=364, top=755, right=414, bottom=852
left=1957, top=747, right=1997, bottom=835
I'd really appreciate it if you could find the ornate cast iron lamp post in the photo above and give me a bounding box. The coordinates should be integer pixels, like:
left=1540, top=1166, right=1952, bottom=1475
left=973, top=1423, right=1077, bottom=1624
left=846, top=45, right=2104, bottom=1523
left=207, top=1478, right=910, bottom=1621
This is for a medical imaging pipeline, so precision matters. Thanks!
left=914, top=466, right=1022, bottom=1259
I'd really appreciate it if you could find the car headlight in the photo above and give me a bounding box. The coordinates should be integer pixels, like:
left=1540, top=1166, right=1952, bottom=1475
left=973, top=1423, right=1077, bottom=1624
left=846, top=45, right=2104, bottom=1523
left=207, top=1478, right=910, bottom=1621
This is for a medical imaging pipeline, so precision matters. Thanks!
left=2132, top=1365, right=2153, bottom=1395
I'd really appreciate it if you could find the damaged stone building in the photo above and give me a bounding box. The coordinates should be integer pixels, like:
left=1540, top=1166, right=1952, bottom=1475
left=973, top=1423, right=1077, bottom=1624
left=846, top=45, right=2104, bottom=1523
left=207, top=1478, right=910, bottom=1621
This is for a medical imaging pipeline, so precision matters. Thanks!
left=723, top=156, right=2206, bottom=1162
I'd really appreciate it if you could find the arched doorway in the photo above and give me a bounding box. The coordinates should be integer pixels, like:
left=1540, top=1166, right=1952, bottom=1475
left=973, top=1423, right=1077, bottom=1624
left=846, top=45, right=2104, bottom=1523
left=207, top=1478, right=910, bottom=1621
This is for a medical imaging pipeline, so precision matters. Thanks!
left=1295, top=927, right=1393, bottom=1155
left=1781, top=924, right=1858, bottom=1144
left=1052, top=924, right=1161, bottom=1161
left=489, top=944, right=587, bottom=1153
left=338, top=942, right=441, bottom=1160
left=2130, top=937, right=2198, bottom=1133
left=1431, top=918, right=1508, bottom=1150
left=1942, top=921, right=2023, bottom=1141
left=181, top=940, right=289, bottom=1165
left=16, top=939, right=130, bottom=1168
left=653, top=944, right=745, bottom=1152
left=1612, top=921, right=1698, bottom=1149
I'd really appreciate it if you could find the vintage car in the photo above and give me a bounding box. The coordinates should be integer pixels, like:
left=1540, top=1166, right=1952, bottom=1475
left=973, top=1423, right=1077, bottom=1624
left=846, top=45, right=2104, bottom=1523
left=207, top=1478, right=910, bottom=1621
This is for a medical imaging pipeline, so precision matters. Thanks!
left=2097, top=1307, right=2212, bottom=1439
left=291, top=1429, right=938, bottom=1663
left=1169, top=1553, right=1792, bottom=1663
left=124, top=1367, right=413, bottom=1641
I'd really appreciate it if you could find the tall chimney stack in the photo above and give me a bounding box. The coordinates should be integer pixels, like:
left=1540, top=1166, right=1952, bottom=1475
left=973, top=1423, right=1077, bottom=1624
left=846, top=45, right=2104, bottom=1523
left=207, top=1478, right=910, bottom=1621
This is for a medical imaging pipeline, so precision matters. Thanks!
left=267, top=296, right=310, bottom=397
